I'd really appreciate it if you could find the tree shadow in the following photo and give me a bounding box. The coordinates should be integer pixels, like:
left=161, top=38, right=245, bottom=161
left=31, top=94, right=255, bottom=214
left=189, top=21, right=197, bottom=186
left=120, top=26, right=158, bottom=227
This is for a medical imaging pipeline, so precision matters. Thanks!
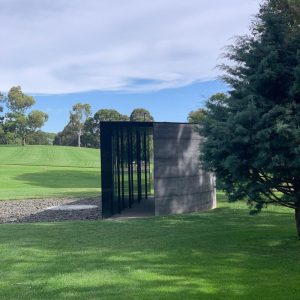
left=0, top=205, right=298, bottom=299
left=15, top=170, right=101, bottom=189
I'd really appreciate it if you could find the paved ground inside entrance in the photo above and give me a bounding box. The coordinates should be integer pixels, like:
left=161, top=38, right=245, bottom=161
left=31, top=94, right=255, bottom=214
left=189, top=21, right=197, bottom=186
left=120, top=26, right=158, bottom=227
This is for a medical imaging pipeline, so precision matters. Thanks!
left=109, top=197, right=155, bottom=219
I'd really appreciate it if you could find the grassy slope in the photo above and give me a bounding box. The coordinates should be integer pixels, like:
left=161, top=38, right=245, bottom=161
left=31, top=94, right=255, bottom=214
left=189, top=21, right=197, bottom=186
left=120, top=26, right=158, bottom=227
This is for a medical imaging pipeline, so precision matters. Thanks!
left=0, top=145, right=100, bottom=168
left=0, top=145, right=101, bottom=200
left=0, top=193, right=299, bottom=300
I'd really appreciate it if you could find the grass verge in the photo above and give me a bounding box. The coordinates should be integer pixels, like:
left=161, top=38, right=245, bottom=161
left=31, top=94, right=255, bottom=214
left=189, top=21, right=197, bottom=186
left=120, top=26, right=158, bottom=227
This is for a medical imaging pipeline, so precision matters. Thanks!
left=0, top=146, right=101, bottom=200
left=0, top=193, right=299, bottom=299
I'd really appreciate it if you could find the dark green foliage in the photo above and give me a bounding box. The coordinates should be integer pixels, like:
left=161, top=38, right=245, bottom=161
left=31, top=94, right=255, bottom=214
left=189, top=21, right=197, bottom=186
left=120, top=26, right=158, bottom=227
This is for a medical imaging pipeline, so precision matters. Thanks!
left=81, top=117, right=97, bottom=148
left=55, top=107, right=154, bottom=148
left=82, top=109, right=129, bottom=148
left=28, top=111, right=48, bottom=131
left=0, top=91, right=4, bottom=115
left=26, top=131, right=56, bottom=145
left=70, top=103, right=91, bottom=147
left=53, top=122, right=78, bottom=146
left=0, top=86, right=48, bottom=145
left=54, top=103, right=91, bottom=147
left=6, top=86, right=35, bottom=113
left=94, top=109, right=129, bottom=122
left=200, top=0, right=300, bottom=236
left=87, top=107, right=152, bottom=149
left=0, top=92, right=4, bottom=143
left=187, top=108, right=207, bottom=123
left=130, top=108, right=154, bottom=122
left=56, top=109, right=130, bottom=148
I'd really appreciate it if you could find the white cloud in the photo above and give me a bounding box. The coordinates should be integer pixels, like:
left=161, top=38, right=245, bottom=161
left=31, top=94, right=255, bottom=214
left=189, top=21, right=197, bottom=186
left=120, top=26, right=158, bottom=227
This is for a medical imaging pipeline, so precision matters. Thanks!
left=0, top=0, right=260, bottom=94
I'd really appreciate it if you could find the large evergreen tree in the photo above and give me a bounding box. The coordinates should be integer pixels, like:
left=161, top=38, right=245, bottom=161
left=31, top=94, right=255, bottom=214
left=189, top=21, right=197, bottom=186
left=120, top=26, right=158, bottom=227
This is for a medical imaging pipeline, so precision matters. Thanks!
left=200, top=0, right=300, bottom=238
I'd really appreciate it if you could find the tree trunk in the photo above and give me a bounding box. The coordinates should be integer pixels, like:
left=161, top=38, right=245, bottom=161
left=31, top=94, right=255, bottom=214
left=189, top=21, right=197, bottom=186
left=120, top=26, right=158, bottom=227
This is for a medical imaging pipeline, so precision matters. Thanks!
left=295, top=203, right=300, bottom=240
left=22, top=137, right=26, bottom=146
left=78, top=129, right=81, bottom=147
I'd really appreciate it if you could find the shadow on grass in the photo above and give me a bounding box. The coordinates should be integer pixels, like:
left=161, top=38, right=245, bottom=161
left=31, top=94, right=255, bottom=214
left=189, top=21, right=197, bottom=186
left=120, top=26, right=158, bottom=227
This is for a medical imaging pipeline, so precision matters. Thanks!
left=15, top=170, right=101, bottom=189
left=0, top=205, right=299, bottom=300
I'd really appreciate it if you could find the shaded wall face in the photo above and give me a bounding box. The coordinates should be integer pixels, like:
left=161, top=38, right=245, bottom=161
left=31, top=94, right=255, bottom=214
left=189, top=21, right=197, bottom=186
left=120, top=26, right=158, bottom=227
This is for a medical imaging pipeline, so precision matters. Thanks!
left=153, top=123, right=216, bottom=216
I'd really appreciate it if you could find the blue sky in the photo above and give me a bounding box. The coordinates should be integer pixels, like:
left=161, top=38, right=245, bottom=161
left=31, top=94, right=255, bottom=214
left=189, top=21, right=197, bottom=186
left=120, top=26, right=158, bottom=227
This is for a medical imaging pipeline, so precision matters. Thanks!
left=34, top=80, right=228, bottom=132
left=0, top=0, right=260, bottom=132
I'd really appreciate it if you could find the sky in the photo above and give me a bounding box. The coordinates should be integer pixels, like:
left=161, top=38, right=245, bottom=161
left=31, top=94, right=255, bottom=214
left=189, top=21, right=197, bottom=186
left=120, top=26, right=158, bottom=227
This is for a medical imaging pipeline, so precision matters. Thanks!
left=0, top=0, right=260, bottom=132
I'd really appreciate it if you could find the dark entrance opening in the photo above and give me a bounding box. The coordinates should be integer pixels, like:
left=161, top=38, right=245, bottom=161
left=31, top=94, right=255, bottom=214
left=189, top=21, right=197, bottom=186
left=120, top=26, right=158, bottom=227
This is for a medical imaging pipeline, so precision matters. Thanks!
left=100, top=122, right=154, bottom=218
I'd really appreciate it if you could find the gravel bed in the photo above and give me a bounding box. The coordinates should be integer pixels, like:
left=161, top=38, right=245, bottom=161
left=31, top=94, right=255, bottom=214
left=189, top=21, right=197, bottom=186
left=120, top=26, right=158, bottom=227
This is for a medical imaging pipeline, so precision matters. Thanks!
left=0, top=198, right=101, bottom=224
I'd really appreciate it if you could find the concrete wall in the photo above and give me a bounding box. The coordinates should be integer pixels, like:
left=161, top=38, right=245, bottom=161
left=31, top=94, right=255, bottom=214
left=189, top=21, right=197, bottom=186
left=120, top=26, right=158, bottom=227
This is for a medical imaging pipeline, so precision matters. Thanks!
left=153, top=123, right=216, bottom=216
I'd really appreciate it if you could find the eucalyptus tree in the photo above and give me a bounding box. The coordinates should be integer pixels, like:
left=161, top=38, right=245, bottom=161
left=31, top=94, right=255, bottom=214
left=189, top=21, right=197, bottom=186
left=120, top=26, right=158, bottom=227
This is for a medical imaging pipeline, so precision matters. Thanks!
left=5, top=86, right=48, bottom=145
left=130, top=108, right=154, bottom=122
left=82, top=109, right=129, bottom=148
left=70, top=103, right=91, bottom=147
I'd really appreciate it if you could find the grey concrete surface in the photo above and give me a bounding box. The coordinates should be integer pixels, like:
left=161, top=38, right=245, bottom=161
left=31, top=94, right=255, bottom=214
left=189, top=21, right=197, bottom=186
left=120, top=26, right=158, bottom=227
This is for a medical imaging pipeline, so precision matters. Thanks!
left=108, top=197, right=155, bottom=219
left=153, top=123, right=216, bottom=216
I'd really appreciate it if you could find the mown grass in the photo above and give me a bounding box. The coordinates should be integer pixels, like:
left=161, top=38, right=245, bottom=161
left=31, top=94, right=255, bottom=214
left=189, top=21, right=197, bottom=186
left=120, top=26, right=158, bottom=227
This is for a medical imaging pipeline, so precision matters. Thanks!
left=0, top=145, right=101, bottom=200
left=0, top=193, right=299, bottom=300
left=0, top=145, right=100, bottom=168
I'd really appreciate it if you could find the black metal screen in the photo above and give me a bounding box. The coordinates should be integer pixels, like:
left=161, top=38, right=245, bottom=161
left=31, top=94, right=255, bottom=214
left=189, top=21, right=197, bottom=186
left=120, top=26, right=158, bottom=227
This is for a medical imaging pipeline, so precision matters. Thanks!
left=100, top=122, right=153, bottom=218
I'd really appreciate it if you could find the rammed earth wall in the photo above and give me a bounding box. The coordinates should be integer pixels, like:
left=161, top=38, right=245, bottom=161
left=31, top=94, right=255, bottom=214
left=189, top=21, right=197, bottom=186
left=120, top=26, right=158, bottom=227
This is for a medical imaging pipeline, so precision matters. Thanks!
left=153, top=123, right=216, bottom=216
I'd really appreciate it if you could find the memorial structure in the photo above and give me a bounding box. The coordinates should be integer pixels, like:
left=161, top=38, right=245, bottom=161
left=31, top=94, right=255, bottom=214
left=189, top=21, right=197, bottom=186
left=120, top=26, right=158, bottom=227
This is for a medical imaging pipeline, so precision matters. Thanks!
left=100, top=122, right=216, bottom=218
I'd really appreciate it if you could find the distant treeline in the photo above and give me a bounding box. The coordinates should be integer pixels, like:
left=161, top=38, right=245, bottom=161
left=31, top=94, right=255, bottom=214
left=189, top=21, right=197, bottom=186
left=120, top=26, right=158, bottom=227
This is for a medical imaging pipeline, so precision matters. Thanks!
left=0, top=87, right=155, bottom=147
left=0, top=86, right=204, bottom=148
left=53, top=106, right=154, bottom=148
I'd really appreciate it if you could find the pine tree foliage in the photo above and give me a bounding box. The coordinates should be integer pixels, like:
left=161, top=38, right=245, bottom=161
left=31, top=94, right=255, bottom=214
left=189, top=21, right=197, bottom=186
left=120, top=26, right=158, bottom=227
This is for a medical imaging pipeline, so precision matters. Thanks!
left=200, top=0, right=300, bottom=236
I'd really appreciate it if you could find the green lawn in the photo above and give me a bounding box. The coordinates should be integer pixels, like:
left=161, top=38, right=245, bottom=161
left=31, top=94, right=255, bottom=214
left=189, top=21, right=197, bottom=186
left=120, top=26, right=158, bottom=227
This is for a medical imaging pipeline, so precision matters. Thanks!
left=0, top=193, right=299, bottom=299
left=0, top=146, right=299, bottom=299
left=0, top=145, right=101, bottom=200
left=0, top=145, right=100, bottom=168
